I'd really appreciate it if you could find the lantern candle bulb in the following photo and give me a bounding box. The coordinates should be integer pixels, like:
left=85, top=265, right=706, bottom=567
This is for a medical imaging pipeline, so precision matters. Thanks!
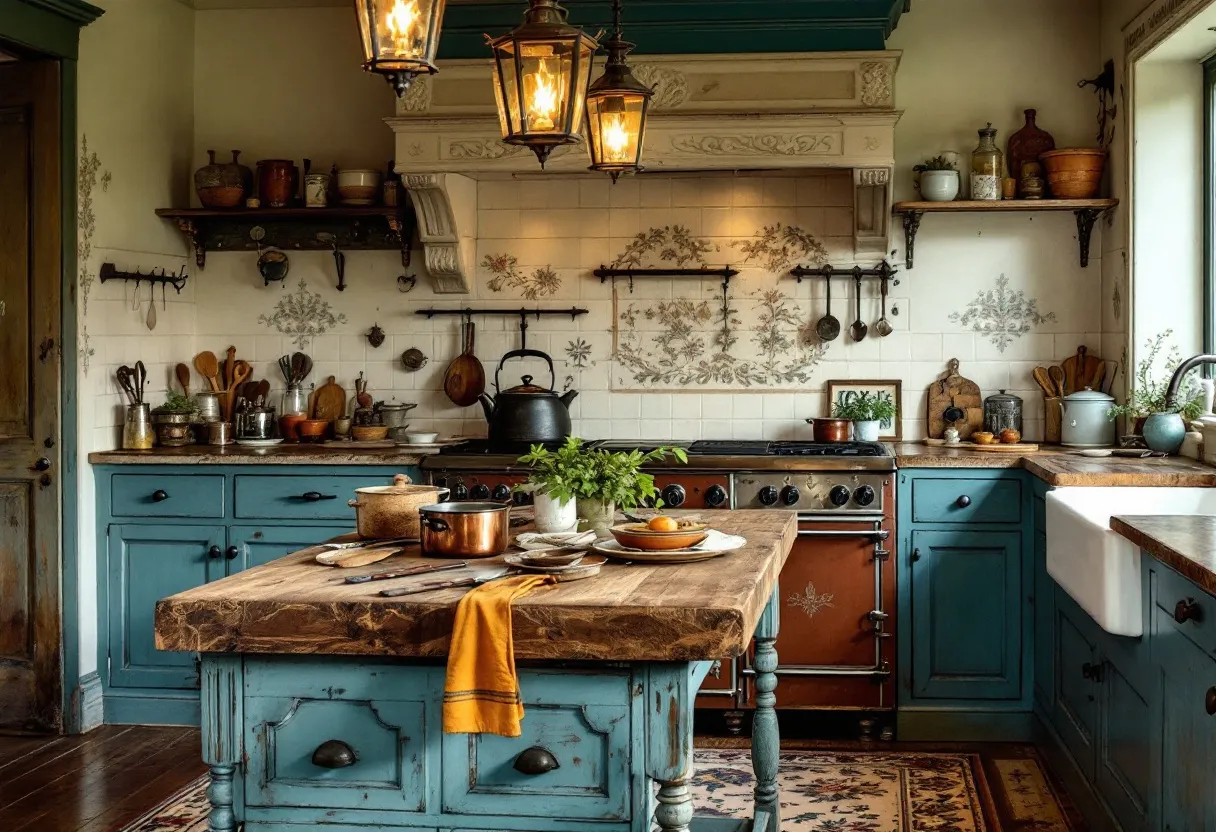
left=386, top=0, right=419, bottom=56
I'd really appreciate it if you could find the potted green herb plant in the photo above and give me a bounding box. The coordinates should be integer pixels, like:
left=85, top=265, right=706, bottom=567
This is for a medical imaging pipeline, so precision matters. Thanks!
left=832, top=391, right=896, bottom=443
left=151, top=391, right=197, bottom=447
left=518, top=438, right=688, bottom=537
left=1107, top=330, right=1204, bottom=452
left=515, top=437, right=585, bottom=533
left=913, top=155, right=959, bottom=202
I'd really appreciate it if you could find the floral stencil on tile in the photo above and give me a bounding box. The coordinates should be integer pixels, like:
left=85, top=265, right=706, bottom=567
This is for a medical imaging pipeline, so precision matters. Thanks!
left=258, top=278, right=347, bottom=348
left=77, top=135, right=111, bottom=375
left=731, top=223, right=828, bottom=272
left=565, top=338, right=593, bottom=369
left=949, top=273, right=1056, bottom=353
left=482, top=253, right=560, bottom=300
left=611, top=225, right=718, bottom=269
left=789, top=582, right=834, bottom=619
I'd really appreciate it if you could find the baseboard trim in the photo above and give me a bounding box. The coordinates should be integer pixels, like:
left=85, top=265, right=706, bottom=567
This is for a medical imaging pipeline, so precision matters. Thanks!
left=896, top=708, right=1034, bottom=741
left=1032, top=715, right=1120, bottom=832
left=67, top=672, right=104, bottom=734
left=103, top=692, right=200, bottom=726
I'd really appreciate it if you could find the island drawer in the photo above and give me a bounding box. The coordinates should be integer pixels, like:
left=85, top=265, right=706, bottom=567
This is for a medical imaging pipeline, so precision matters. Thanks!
left=441, top=668, right=633, bottom=822
left=243, top=659, right=437, bottom=814
left=109, top=473, right=226, bottom=518
left=911, top=477, right=1022, bottom=525
left=1152, top=563, right=1216, bottom=656
left=234, top=474, right=396, bottom=520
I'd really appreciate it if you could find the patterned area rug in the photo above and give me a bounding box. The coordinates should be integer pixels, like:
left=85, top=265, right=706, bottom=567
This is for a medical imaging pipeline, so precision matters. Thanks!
left=121, top=748, right=1071, bottom=831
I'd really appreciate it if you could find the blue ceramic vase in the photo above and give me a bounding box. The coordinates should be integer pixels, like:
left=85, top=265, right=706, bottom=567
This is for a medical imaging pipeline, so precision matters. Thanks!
left=1142, top=412, right=1186, bottom=454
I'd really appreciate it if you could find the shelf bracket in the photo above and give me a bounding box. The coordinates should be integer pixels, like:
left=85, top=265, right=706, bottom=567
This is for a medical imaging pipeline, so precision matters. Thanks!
left=900, top=210, right=923, bottom=270
left=171, top=219, right=206, bottom=269
left=1075, top=208, right=1105, bottom=268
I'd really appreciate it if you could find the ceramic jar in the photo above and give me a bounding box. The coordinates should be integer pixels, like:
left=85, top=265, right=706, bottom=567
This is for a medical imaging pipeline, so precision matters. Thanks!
left=577, top=497, right=616, bottom=539
left=337, top=169, right=381, bottom=205
left=194, top=150, right=245, bottom=209
left=1007, top=109, right=1055, bottom=197
left=304, top=173, right=330, bottom=208
left=983, top=390, right=1023, bottom=435
left=534, top=492, right=578, bottom=534
left=919, top=170, right=960, bottom=202
left=1060, top=388, right=1116, bottom=447
left=1143, top=412, right=1187, bottom=455
left=257, top=159, right=297, bottom=208
left=970, top=124, right=1003, bottom=201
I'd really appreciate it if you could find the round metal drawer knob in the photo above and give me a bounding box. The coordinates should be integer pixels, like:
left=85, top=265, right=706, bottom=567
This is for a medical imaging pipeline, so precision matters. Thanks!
left=1206, top=686, right=1216, bottom=716
left=955, top=495, right=972, bottom=508
left=513, top=746, right=560, bottom=775
left=311, top=739, right=358, bottom=769
left=152, top=489, right=169, bottom=503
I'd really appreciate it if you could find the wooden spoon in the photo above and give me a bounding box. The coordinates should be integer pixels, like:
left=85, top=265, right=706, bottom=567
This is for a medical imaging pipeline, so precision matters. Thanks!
left=224, top=346, right=237, bottom=391
left=194, top=351, right=220, bottom=393
left=1032, top=366, right=1056, bottom=398
left=175, top=363, right=191, bottom=398
left=1048, top=365, right=1066, bottom=397
left=443, top=320, right=486, bottom=408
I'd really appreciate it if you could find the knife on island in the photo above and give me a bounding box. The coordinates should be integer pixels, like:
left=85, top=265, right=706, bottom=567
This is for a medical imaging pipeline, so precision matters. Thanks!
left=344, top=561, right=468, bottom=584
left=378, top=566, right=512, bottom=598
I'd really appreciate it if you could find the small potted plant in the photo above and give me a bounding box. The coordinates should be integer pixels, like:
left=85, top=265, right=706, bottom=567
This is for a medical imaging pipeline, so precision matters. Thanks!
left=516, top=437, right=586, bottom=533
left=832, top=391, right=896, bottom=443
left=151, top=391, right=197, bottom=447
left=1107, top=330, right=1203, bottom=452
left=913, top=155, right=960, bottom=202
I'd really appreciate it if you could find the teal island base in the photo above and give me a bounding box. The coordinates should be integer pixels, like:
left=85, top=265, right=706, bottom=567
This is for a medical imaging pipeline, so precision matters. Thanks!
left=198, top=597, right=781, bottom=832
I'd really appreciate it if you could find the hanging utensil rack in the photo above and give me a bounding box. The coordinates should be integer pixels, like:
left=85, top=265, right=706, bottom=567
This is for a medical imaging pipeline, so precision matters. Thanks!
left=414, top=307, right=589, bottom=350
left=99, top=262, right=189, bottom=293
left=789, top=261, right=899, bottom=285
left=593, top=265, right=739, bottom=294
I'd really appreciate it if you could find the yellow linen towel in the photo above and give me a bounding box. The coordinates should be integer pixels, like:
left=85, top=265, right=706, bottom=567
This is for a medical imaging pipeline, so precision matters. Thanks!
left=443, top=574, right=555, bottom=737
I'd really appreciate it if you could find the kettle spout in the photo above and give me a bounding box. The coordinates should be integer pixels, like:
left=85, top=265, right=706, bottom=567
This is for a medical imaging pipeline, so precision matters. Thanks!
left=559, top=390, right=579, bottom=408
left=478, top=393, right=495, bottom=421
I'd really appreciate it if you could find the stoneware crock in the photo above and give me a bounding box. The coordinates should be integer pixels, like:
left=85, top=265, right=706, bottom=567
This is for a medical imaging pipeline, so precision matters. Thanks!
left=1059, top=387, right=1116, bottom=448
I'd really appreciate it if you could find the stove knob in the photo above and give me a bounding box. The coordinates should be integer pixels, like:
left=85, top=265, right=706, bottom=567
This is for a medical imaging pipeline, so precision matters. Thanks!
left=470, top=484, right=491, bottom=500
left=705, top=485, right=728, bottom=508
left=661, top=484, right=687, bottom=508
left=433, top=476, right=449, bottom=489
left=758, top=486, right=779, bottom=506
left=854, top=485, right=876, bottom=507
left=492, top=484, right=512, bottom=502
left=780, top=485, right=800, bottom=506
left=451, top=482, right=469, bottom=501
left=512, top=490, right=532, bottom=507
left=828, top=485, right=852, bottom=507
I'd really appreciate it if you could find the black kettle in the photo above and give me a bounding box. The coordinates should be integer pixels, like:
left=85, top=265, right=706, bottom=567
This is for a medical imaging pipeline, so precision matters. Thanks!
left=478, top=349, right=578, bottom=444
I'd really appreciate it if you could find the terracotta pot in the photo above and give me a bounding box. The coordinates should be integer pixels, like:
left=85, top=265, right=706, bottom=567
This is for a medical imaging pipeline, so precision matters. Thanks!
left=1040, top=148, right=1106, bottom=199
left=279, top=413, right=306, bottom=441
left=257, top=159, right=297, bottom=208
left=809, top=418, right=851, bottom=442
left=1007, top=109, right=1055, bottom=195
left=195, top=149, right=245, bottom=209
left=296, top=418, right=329, bottom=442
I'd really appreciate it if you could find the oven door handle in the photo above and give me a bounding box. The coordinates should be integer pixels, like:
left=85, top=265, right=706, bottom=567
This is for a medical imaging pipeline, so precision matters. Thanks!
left=797, top=529, right=889, bottom=541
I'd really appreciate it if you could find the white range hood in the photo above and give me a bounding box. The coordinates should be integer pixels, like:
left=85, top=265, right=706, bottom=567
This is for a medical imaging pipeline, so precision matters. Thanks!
left=388, top=51, right=902, bottom=292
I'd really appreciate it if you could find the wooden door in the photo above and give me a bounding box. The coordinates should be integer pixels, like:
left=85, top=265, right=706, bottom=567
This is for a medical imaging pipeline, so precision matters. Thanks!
left=909, top=530, right=1022, bottom=700
left=0, top=60, right=62, bottom=732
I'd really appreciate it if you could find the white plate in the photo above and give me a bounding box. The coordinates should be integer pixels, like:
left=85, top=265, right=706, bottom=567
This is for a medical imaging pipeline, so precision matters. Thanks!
left=235, top=438, right=285, bottom=447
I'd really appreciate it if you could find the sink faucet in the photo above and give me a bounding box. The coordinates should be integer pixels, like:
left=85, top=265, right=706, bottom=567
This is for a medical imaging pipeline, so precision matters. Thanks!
left=1165, top=354, right=1216, bottom=406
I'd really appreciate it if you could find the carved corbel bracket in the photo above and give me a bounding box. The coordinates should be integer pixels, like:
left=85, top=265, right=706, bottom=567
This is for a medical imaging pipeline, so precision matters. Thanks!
left=173, top=219, right=206, bottom=269
left=402, top=173, right=476, bottom=294
left=854, top=167, right=892, bottom=257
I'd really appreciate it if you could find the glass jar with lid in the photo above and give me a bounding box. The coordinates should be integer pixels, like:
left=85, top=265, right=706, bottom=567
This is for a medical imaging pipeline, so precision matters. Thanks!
left=970, top=123, right=1003, bottom=201
left=281, top=383, right=309, bottom=417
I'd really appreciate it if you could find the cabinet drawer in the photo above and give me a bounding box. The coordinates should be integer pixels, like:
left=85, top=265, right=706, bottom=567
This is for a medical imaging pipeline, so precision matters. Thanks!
left=110, top=474, right=225, bottom=518
left=234, top=474, right=396, bottom=520
left=441, top=668, right=633, bottom=822
left=1152, top=563, right=1216, bottom=656
left=244, top=659, right=436, bottom=813
left=911, top=477, right=1022, bottom=525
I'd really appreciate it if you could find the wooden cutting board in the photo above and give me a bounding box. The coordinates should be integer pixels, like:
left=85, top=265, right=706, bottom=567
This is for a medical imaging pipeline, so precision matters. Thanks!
left=1061, top=345, right=1102, bottom=395
left=312, top=376, right=347, bottom=421
left=927, top=358, right=984, bottom=440
left=964, top=442, right=1041, bottom=453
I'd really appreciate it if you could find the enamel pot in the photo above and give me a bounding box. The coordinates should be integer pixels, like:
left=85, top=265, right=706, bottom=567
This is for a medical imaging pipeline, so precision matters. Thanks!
left=1059, top=388, right=1116, bottom=448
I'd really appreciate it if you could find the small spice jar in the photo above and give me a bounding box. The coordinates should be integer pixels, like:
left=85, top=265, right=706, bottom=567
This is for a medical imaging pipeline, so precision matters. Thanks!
left=970, top=123, right=1004, bottom=201
left=983, top=390, right=1023, bottom=435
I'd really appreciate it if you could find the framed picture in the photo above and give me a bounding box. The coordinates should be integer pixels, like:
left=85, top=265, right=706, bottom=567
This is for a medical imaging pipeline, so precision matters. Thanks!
left=826, top=379, right=903, bottom=441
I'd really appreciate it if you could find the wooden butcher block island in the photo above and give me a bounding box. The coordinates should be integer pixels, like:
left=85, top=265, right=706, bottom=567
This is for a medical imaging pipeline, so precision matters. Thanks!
left=154, top=511, right=796, bottom=832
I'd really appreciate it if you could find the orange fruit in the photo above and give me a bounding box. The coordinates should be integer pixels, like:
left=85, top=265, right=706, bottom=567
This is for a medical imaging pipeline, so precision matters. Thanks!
left=648, top=516, right=678, bottom=532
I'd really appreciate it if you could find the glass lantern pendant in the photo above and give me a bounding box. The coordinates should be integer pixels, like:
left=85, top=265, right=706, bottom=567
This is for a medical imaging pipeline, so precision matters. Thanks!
left=584, top=0, right=652, bottom=182
left=487, top=0, right=599, bottom=167
left=355, top=0, right=447, bottom=98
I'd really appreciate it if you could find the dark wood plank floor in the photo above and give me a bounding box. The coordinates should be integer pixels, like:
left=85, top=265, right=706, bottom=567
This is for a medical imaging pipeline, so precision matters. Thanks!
left=0, top=726, right=206, bottom=832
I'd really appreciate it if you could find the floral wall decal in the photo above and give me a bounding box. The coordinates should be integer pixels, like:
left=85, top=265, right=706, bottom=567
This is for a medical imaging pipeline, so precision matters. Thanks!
left=789, top=582, right=834, bottom=618
left=732, top=223, right=827, bottom=272
left=948, top=273, right=1056, bottom=353
left=482, top=253, right=560, bottom=300
left=258, top=278, right=347, bottom=348
left=77, top=134, right=111, bottom=375
left=611, top=225, right=718, bottom=269
left=565, top=338, right=593, bottom=369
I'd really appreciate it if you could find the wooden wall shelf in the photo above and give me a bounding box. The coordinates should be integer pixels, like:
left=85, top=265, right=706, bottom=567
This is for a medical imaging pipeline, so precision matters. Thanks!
left=891, top=198, right=1118, bottom=269
left=155, top=206, right=415, bottom=270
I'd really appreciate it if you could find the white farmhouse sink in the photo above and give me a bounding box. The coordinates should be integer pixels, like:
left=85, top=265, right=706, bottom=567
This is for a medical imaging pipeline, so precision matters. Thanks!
left=1046, top=488, right=1216, bottom=636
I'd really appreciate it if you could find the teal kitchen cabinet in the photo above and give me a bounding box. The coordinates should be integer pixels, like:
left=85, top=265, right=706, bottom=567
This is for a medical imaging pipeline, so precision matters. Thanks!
left=1032, top=479, right=1054, bottom=717
left=908, top=529, right=1022, bottom=700
left=96, top=463, right=420, bottom=726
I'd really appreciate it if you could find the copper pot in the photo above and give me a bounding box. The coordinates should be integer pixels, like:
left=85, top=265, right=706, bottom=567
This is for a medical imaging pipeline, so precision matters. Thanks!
left=809, top=418, right=852, bottom=442
left=419, top=502, right=511, bottom=559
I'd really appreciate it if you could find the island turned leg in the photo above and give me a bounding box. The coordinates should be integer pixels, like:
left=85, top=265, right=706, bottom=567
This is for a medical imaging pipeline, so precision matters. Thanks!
left=647, top=663, right=696, bottom=832
left=206, top=765, right=236, bottom=832
left=752, top=587, right=781, bottom=832
left=200, top=655, right=243, bottom=832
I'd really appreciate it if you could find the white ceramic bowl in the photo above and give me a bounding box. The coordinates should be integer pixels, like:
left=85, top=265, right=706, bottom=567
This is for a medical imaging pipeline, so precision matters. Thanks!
left=404, top=431, right=440, bottom=445
left=337, top=169, right=381, bottom=205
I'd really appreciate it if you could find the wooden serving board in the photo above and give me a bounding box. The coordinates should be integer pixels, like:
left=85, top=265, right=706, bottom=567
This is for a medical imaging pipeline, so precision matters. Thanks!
left=964, top=442, right=1041, bottom=453
left=927, top=358, right=983, bottom=440
left=322, top=440, right=395, bottom=448
left=311, top=376, right=346, bottom=421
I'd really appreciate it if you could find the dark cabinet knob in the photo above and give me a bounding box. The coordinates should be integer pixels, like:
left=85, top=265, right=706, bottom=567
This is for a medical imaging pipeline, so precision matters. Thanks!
left=208, top=545, right=222, bottom=559
left=512, top=490, right=532, bottom=506
left=705, top=485, right=728, bottom=508
left=1175, top=598, right=1202, bottom=624
left=225, top=546, right=239, bottom=561
left=311, top=739, right=357, bottom=769
left=955, top=495, right=972, bottom=508
left=1206, top=687, right=1216, bottom=716
left=1082, top=661, right=1104, bottom=682
left=661, top=484, right=686, bottom=508
left=32, top=457, right=51, bottom=472
left=779, top=486, right=799, bottom=506
left=492, top=484, right=512, bottom=502
left=854, top=485, right=876, bottom=507
left=471, top=484, right=491, bottom=500
left=151, top=489, right=169, bottom=502
left=298, top=491, right=337, bottom=502
left=513, top=746, right=560, bottom=775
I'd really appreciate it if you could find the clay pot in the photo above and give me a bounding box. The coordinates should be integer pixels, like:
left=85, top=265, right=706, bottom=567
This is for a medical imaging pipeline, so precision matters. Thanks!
left=1019, top=161, right=1046, bottom=199
left=279, top=413, right=306, bottom=441
left=195, top=149, right=245, bottom=209
left=1040, top=148, right=1107, bottom=199
left=257, top=159, right=297, bottom=208
left=1007, top=109, right=1055, bottom=196
left=226, top=150, right=252, bottom=195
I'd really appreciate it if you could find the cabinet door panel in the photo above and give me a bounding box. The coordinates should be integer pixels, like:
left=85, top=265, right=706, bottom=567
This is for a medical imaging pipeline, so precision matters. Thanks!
left=1097, top=660, right=1150, bottom=831
left=1034, top=529, right=1054, bottom=713
left=108, top=524, right=225, bottom=689
left=230, top=525, right=355, bottom=572
left=910, top=530, right=1021, bottom=700
left=1053, top=604, right=1098, bottom=779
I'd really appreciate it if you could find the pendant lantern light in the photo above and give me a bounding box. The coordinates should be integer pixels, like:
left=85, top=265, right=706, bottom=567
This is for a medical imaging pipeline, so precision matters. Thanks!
left=355, top=0, right=447, bottom=98
left=584, top=0, right=652, bottom=182
left=487, top=0, right=599, bottom=167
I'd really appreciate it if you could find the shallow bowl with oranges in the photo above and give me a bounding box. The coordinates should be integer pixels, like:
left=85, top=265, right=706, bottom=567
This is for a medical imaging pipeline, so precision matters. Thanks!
left=609, top=515, right=710, bottom=550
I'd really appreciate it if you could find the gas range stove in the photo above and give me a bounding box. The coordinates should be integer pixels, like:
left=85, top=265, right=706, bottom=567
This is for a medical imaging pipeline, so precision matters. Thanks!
left=438, top=438, right=889, bottom=459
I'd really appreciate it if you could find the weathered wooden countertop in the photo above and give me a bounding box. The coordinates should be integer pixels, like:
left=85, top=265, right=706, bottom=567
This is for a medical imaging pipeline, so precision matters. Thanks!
left=1111, top=515, right=1216, bottom=596
left=893, top=443, right=1216, bottom=487
left=88, top=445, right=427, bottom=466
left=154, top=511, right=796, bottom=662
